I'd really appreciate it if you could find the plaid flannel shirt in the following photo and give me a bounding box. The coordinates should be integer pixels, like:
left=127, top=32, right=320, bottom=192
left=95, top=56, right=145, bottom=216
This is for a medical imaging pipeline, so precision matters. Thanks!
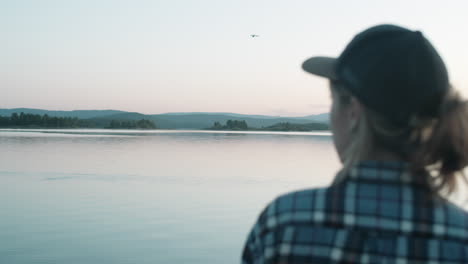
left=242, top=161, right=468, bottom=264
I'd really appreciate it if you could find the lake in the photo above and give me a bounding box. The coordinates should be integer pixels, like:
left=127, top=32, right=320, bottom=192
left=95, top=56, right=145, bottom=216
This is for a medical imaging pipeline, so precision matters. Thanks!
left=3, top=129, right=466, bottom=264
left=0, top=129, right=340, bottom=264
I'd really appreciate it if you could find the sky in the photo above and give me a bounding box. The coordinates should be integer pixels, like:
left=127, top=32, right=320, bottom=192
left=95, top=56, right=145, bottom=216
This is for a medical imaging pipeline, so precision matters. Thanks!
left=2, top=0, right=468, bottom=116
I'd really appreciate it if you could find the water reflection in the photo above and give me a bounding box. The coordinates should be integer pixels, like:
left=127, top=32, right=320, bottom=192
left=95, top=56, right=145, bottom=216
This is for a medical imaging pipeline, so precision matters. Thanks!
left=0, top=130, right=338, bottom=264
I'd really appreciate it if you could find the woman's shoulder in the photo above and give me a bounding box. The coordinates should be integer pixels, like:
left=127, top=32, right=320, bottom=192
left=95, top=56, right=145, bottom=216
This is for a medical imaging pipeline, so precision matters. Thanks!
left=252, top=187, right=330, bottom=231
left=260, top=184, right=468, bottom=241
left=270, top=187, right=329, bottom=213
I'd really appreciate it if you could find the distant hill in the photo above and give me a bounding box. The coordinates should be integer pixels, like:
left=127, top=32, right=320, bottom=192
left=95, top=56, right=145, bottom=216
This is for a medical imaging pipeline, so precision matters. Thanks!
left=296, top=113, right=330, bottom=123
left=0, top=108, right=330, bottom=129
left=159, top=112, right=284, bottom=119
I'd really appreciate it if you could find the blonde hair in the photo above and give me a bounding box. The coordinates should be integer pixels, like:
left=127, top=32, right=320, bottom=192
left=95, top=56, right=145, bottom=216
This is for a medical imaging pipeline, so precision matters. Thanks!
left=332, top=82, right=468, bottom=195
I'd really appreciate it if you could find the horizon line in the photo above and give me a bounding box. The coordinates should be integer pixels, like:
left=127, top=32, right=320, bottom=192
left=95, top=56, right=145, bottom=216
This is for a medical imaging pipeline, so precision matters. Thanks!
left=0, top=107, right=329, bottom=118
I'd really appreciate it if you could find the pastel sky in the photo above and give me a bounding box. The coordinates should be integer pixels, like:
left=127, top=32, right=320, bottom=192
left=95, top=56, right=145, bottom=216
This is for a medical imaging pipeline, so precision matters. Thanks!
left=2, top=0, right=468, bottom=116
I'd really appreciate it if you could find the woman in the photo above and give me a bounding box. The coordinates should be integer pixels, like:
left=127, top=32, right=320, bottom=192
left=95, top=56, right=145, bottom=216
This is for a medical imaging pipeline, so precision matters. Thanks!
left=242, top=24, right=468, bottom=263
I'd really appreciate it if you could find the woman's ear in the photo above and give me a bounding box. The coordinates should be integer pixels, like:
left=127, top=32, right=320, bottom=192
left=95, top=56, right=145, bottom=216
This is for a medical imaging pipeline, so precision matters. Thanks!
left=349, top=97, right=363, bottom=130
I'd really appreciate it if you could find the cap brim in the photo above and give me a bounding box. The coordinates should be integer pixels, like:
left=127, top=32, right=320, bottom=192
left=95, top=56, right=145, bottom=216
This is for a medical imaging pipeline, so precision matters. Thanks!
left=302, top=56, right=338, bottom=80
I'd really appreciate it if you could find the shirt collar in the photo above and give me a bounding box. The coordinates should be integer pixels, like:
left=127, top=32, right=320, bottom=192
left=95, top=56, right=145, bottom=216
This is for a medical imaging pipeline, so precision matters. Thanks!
left=345, top=160, right=429, bottom=186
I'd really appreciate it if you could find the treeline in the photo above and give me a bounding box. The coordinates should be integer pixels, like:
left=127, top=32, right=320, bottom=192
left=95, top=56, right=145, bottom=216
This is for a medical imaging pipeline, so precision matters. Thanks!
left=208, top=120, right=329, bottom=131
left=0, top=112, right=92, bottom=128
left=106, top=119, right=156, bottom=129
left=261, top=122, right=329, bottom=131
left=0, top=112, right=157, bottom=129
left=210, top=120, right=249, bottom=130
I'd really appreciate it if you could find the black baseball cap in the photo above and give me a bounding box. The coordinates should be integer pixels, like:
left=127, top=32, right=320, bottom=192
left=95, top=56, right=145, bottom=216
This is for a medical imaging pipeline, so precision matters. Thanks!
left=302, top=24, right=449, bottom=125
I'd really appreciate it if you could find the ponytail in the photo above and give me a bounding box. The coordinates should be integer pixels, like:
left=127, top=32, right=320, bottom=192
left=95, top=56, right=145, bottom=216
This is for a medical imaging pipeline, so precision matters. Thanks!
left=414, top=91, right=468, bottom=194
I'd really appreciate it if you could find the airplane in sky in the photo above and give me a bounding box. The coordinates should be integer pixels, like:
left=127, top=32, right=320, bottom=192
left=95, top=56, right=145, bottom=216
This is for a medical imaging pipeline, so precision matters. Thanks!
left=250, top=34, right=259, bottom=38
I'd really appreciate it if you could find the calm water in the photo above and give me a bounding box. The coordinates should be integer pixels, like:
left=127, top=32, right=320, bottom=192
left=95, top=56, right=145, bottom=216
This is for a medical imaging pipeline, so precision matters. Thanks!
left=0, top=129, right=340, bottom=264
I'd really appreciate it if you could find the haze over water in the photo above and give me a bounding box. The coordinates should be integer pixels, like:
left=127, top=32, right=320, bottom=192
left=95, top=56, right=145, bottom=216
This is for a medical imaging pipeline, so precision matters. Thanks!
left=0, top=129, right=339, bottom=264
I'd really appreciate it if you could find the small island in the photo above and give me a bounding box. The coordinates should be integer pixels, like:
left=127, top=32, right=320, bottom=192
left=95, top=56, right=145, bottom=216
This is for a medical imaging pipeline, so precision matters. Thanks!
left=210, top=120, right=248, bottom=130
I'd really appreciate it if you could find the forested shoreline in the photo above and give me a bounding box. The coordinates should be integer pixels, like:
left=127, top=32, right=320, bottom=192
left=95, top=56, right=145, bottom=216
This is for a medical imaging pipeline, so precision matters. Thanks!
left=208, top=120, right=329, bottom=131
left=0, top=112, right=157, bottom=129
left=0, top=113, right=329, bottom=131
